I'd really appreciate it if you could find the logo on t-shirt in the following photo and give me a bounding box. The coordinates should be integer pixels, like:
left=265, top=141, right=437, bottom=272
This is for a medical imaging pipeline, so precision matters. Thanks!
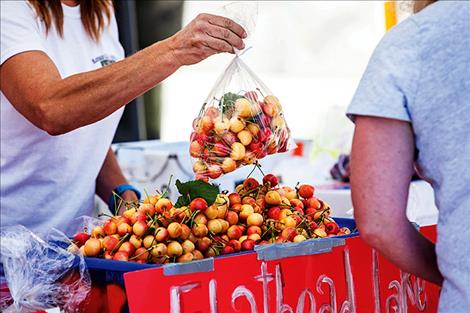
left=92, top=54, right=117, bottom=67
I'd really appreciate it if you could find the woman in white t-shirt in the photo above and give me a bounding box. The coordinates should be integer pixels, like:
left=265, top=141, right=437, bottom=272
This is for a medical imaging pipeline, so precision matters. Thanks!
left=0, top=0, right=247, bottom=235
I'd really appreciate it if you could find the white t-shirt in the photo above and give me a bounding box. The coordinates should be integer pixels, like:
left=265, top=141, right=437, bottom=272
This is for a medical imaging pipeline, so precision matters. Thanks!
left=0, top=1, right=125, bottom=235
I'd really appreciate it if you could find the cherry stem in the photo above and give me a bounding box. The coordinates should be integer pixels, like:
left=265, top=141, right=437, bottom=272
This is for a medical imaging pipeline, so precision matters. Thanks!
left=129, top=246, right=154, bottom=261
left=111, top=233, right=130, bottom=254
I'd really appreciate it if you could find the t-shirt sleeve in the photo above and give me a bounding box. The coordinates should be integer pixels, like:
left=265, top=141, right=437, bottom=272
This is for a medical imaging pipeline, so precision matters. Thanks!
left=346, top=18, right=421, bottom=123
left=0, top=1, right=46, bottom=65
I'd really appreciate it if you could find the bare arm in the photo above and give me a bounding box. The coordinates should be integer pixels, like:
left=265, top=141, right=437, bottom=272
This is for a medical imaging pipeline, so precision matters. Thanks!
left=0, top=14, right=246, bottom=135
left=351, top=116, right=442, bottom=285
left=95, top=148, right=137, bottom=215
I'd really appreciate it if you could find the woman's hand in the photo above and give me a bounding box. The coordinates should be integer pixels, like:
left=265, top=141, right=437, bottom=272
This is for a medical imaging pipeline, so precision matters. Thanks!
left=167, top=13, right=247, bottom=66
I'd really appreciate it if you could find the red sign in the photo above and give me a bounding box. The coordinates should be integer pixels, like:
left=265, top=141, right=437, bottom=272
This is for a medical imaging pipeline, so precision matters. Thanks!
left=124, top=226, right=440, bottom=313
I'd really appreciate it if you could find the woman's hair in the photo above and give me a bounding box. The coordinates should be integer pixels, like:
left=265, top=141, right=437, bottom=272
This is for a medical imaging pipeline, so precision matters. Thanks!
left=28, top=0, right=112, bottom=41
left=413, top=0, right=438, bottom=13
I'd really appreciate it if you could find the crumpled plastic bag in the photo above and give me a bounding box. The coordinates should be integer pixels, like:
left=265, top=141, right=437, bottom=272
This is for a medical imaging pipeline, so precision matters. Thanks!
left=0, top=225, right=91, bottom=313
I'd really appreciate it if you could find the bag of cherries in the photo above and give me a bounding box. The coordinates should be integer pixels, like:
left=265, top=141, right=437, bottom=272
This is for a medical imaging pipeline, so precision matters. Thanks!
left=190, top=56, right=295, bottom=181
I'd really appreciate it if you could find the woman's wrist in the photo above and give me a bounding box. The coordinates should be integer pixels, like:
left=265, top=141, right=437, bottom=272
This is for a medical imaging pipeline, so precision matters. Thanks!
left=150, top=39, right=182, bottom=72
left=108, top=184, right=141, bottom=213
left=121, top=189, right=139, bottom=202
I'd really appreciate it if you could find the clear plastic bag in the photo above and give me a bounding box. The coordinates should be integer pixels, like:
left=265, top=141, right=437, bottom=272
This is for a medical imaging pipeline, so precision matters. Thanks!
left=190, top=56, right=296, bottom=180
left=0, top=226, right=91, bottom=313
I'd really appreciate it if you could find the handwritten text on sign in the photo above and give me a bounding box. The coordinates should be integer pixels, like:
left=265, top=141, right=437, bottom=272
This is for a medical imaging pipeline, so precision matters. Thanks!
left=124, top=235, right=440, bottom=312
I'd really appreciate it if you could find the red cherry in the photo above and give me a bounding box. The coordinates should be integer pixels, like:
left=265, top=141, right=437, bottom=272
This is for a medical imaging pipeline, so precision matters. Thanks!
left=189, top=198, right=208, bottom=212
left=263, top=174, right=279, bottom=187
left=73, top=232, right=90, bottom=247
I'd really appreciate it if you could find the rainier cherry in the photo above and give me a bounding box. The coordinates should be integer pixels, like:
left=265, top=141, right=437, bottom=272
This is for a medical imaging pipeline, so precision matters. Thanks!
left=207, top=164, right=223, bottom=179
left=325, top=222, right=339, bottom=234
left=177, top=252, right=194, bottom=263
left=189, top=141, right=203, bottom=158
left=237, top=130, right=253, bottom=146
left=192, top=223, right=209, bottom=238
left=151, top=243, right=167, bottom=257
left=207, top=219, right=223, bottom=234
left=154, top=227, right=169, bottom=242
left=117, top=223, right=132, bottom=237
left=281, top=227, right=297, bottom=241
left=103, top=220, right=117, bottom=235
left=84, top=238, right=101, bottom=257
left=221, top=245, right=235, bottom=255
left=213, top=143, right=230, bottom=157
left=247, top=123, right=260, bottom=137
left=180, top=224, right=191, bottom=240
left=102, top=236, right=119, bottom=252
left=192, top=250, right=204, bottom=260
left=196, top=237, right=211, bottom=252
left=135, top=247, right=149, bottom=261
left=306, top=197, right=321, bottom=210
left=118, top=242, right=135, bottom=256
left=190, top=198, right=208, bottom=212
left=247, top=213, right=263, bottom=227
left=267, top=206, right=281, bottom=220
left=221, top=131, right=237, bottom=146
left=221, top=157, right=237, bottom=173
left=241, top=239, right=255, bottom=251
left=113, top=251, right=129, bottom=262
left=225, top=210, right=239, bottom=225
left=73, top=232, right=90, bottom=247
left=265, top=190, right=282, bottom=206
left=139, top=203, right=156, bottom=217
left=235, top=98, right=252, bottom=119
left=230, top=142, right=246, bottom=161
left=155, top=198, right=172, bottom=213
left=229, top=117, right=245, bottom=133
left=131, top=237, right=143, bottom=251
left=143, top=235, right=155, bottom=249
left=314, top=228, right=328, bottom=238
left=167, top=222, right=182, bottom=238
left=298, top=184, right=315, bottom=199
left=182, top=240, right=195, bottom=254
left=243, top=177, right=259, bottom=190
left=229, top=239, right=241, bottom=252
left=167, top=241, right=183, bottom=257
left=293, top=235, right=306, bottom=243
left=228, top=193, right=242, bottom=206
left=262, top=174, right=279, bottom=187
left=247, top=226, right=262, bottom=236
left=227, top=225, right=243, bottom=240
left=214, top=117, right=230, bottom=135
left=133, top=220, right=148, bottom=237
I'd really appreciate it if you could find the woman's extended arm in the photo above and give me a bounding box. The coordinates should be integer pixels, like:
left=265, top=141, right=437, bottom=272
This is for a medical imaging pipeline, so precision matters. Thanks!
left=350, top=116, right=443, bottom=285
left=0, top=14, right=246, bottom=135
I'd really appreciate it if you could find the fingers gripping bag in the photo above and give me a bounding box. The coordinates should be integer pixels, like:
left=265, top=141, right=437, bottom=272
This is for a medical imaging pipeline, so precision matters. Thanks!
left=0, top=226, right=91, bottom=312
left=189, top=3, right=295, bottom=181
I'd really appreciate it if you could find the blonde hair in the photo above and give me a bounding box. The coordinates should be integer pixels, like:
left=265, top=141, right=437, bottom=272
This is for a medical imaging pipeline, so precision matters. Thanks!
left=28, top=0, right=112, bottom=42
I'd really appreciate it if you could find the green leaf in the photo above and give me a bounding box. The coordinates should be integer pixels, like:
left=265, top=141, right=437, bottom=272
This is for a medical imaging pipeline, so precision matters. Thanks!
left=174, top=179, right=220, bottom=207
left=220, top=92, right=243, bottom=118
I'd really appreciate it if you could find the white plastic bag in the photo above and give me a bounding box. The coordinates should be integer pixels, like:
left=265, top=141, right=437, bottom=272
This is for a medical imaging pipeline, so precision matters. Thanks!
left=0, top=226, right=91, bottom=313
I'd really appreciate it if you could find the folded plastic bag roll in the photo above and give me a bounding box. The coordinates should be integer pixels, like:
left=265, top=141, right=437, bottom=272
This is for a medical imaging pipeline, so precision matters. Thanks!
left=0, top=226, right=91, bottom=313
left=190, top=56, right=296, bottom=181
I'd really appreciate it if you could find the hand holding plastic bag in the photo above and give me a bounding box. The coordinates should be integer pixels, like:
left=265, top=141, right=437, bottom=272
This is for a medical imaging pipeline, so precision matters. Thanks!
left=189, top=2, right=295, bottom=180
left=0, top=226, right=90, bottom=313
